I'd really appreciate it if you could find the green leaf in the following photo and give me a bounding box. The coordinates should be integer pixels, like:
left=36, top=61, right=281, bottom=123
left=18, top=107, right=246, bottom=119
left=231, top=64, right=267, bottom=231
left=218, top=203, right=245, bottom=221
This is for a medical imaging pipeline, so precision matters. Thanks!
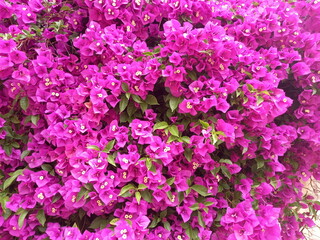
left=168, top=125, right=179, bottom=137
left=145, top=158, right=152, bottom=170
left=180, top=136, right=190, bottom=143
left=198, top=211, right=205, bottom=228
left=189, top=203, right=200, bottom=211
left=135, top=191, right=141, bottom=204
left=107, top=155, right=117, bottom=167
left=160, top=209, right=167, bottom=219
left=149, top=216, right=160, bottom=228
left=89, top=216, right=107, bottom=229
left=242, top=147, right=248, bottom=154
left=127, top=101, right=137, bottom=116
left=256, top=158, right=264, bottom=169
left=102, top=140, right=115, bottom=153
left=252, top=1, right=259, bottom=6
left=140, top=190, right=152, bottom=203
left=110, top=218, right=119, bottom=225
left=31, top=115, right=40, bottom=126
left=138, top=184, right=147, bottom=190
left=3, top=145, right=12, bottom=156
left=169, top=97, right=181, bottom=112
left=187, top=71, right=197, bottom=80
left=163, top=221, right=171, bottom=231
left=153, top=121, right=168, bottom=130
left=244, top=71, right=253, bottom=79
left=166, top=177, right=175, bottom=186
left=2, top=169, right=24, bottom=190
left=41, top=164, right=53, bottom=172
left=121, top=83, right=129, bottom=92
left=52, top=194, right=61, bottom=203
left=11, top=142, right=20, bottom=148
left=219, top=159, right=232, bottom=164
left=131, top=94, right=143, bottom=103
left=119, top=96, right=129, bottom=112
left=37, top=209, right=46, bottom=226
left=76, top=187, right=89, bottom=201
left=142, top=52, right=153, bottom=56
left=233, top=14, right=244, bottom=22
left=185, top=224, right=199, bottom=240
left=18, top=209, right=28, bottom=228
left=140, top=102, right=148, bottom=113
left=204, top=201, right=215, bottom=207
left=256, top=95, right=264, bottom=106
left=119, top=184, right=136, bottom=196
left=60, top=5, right=71, bottom=11
left=87, top=145, right=100, bottom=151
left=153, top=47, right=161, bottom=54
left=145, top=95, right=159, bottom=105
left=220, top=165, right=231, bottom=179
left=184, top=148, right=193, bottom=162
left=20, top=97, right=29, bottom=111
left=199, top=120, right=210, bottom=129
left=178, top=191, right=185, bottom=203
left=191, top=185, right=211, bottom=197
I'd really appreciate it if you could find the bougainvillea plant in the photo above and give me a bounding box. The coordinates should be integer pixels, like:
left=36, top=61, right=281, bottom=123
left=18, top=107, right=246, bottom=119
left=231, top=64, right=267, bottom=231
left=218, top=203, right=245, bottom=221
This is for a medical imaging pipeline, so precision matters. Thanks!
left=0, top=0, right=319, bottom=239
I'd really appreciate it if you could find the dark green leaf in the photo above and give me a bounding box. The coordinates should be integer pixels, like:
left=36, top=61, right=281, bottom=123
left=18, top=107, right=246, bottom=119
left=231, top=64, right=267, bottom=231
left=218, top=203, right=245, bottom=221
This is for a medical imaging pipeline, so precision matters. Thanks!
left=127, top=101, right=137, bottom=116
left=145, top=95, right=159, bottom=105
left=119, top=96, right=129, bottom=112
left=187, top=71, right=197, bottom=80
left=140, top=102, right=148, bottom=113
left=256, top=158, right=264, bottom=169
left=89, top=216, right=107, bottom=229
left=140, top=190, right=152, bottom=202
left=41, top=164, right=53, bottom=172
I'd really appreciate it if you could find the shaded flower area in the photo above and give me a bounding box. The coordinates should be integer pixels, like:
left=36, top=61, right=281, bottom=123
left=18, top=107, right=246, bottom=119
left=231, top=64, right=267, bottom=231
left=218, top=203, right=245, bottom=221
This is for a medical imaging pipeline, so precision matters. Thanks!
left=0, top=0, right=319, bottom=239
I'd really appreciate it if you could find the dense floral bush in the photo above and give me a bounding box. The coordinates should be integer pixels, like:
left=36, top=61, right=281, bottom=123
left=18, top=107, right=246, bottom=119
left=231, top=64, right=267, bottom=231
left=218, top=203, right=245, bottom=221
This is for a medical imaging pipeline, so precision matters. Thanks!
left=0, top=0, right=319, bottom=239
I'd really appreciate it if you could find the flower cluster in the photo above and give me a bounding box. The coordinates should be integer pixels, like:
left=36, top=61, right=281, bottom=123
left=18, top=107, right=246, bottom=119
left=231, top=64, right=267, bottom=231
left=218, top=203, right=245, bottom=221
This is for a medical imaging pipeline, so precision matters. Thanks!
left=0, top=0, right=319, bottom=239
